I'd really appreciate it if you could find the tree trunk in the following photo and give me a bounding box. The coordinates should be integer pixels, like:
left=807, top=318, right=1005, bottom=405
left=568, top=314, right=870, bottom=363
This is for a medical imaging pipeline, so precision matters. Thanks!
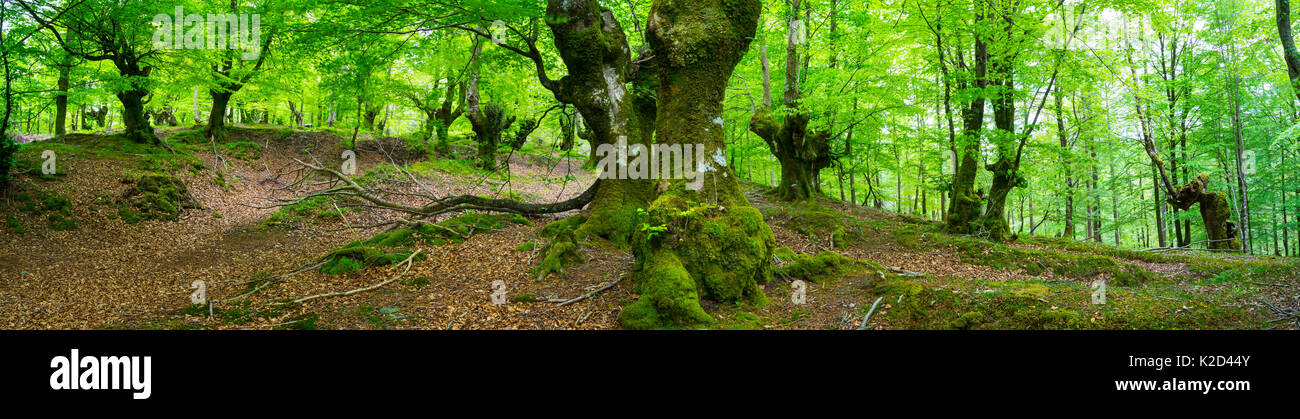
left=1153, top=164, right=1168, bottom=247
left=945, top=15, right=989, bottom=235
left=117, top=88, right=156, bottom=144
left=206, top=91, right=233, bottom=141
left=193, top=87, right=201, bottom=124
left=619, top=0, right=767, bottom=330
left=748, top=0, right=830, bottom=202
left=1231, top=74, right=1251, bottom=252
left=1169, top=175, right=1239, bottom=250
left=1278, top=0, right=1300, bottom=102
left=1055, top=89, right=1074, bottom=239
left=54, top=63, right=69, bottom=136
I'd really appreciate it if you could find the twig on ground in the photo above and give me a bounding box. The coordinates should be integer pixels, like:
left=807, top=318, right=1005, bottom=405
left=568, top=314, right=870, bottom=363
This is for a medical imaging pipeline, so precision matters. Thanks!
left=279, top=249, right=423, bottom=305
left=857, top=296, right=884, bottom=330
left=557, top=276, right=625, bottom=307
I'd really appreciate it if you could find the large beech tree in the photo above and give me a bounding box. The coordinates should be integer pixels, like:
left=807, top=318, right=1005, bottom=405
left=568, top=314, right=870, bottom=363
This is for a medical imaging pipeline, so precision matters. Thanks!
left=346, top=0, right=769, bottom=328
left=18, top=0, right=164, bottom=144
left=749, top=0, right=833, bottom=201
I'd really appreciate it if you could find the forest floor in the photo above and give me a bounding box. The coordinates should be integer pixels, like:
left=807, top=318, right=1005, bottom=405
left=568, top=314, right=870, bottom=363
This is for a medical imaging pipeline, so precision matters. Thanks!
left=2, top=126, right=1298, bottom=330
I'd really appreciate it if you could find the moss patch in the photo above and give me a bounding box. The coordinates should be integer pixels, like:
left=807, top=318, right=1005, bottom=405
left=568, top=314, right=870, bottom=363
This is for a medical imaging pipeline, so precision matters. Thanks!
left=119, top=174, right=200, bottom=222
left=860, top=275, right=1263, bottom=330
left=777, top=251, right=865, bottom=283
left=942, top=235, right=1159, bottom=286
left=320, top=212, right=530, bottom=274
left=620, top=195, right=775, bottom=329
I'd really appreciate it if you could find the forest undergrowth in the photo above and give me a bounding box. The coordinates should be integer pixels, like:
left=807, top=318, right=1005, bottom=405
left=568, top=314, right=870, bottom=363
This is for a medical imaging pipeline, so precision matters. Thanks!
left=1, top=127, right=1297, bottom=330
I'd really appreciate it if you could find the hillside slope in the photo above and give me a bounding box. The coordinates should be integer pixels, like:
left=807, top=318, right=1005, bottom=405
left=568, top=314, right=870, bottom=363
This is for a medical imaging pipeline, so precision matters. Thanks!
left=2, top=127, right=1296, bottom=330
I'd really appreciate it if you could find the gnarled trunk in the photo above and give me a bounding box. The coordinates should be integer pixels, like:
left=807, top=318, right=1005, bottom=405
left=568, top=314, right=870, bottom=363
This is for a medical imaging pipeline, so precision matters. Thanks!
left=467, top=103, right=513, bottom=171
left=1170, top=174, right=1240, bottom=250
left=749, top=0, right=833, bottom=202
left=749, top=110, right=832, bottom=201
left=117, top=88, right=156, bottom=144
left=619, top=0, right=768, bottom=329
left=944, top=23, right=989, bottom=235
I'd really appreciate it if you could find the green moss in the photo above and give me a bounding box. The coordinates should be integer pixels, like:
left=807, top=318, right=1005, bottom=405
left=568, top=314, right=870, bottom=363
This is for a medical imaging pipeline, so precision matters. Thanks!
left=860, top=274, right=1260, bottom=330
left=944, top=234, right=1158, bottom=286
left=515, top=241, right=536, bottom=251
left=540, top=215, right=588, bottom=239
left=712, top=311, right=764, bottom=330
left=535, top=240, right=583, bottom=279
left=179, top=301, right=282, bottom=326
left=117, top=206, right=143, bottom=224
left=48, top=213, right=77, bottom=231
left=619, top=250, right=713, bottom=330
left=321, top=255, right=370, bottom=275
left=320, top=213, right=529, bottom=274
left=773, top=246, right=796, bottom=262
left=621, top=195, right=774, bottom=329
left=263, top=196, right=346, bottom=228
left=777, top=251, right=863, bottom=283
left=5, top=215, right=23, bottom=234
left=119, top=174, right=199, bottom=222
left=762, top=200, right=868, bottom=246
left=946, top=311, right=985, bottom=330
left=219, top=141, right=264, bottom=161
left=511, top=293, right=537, bottom=303
left=9, top=191, right=75, bottom=230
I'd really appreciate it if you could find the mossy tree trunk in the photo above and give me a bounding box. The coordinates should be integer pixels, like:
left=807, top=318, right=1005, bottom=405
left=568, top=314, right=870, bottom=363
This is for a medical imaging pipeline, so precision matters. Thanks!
left=55, top=60, right=70, bottom=136
left=206, top=91, right=233, bottom=141
left=557, top=105, right=576, bottom=151
left=1277, top=0, right=1300, bottom=103
left=617, top=0, right=771, bottom=329
left=980, top=70, right=1022, bottom=242
left=203, top=8, right=272, bottom=142
left=1170, top=174, right=1240, bottom=250
left=467, top=103, right=513, bottom=171
left=526, top=0, right=659, bottom=253
left=748, top=0, right=832, bottom=202
left=750, top=109, right=832, bottom=201
left=411, top=79, right=464, bottom=154
left=464, top=36, right=514, bottom=171
left=943, top=12, right=989, bottom=235
left=117, top=82, right=157, bottom=145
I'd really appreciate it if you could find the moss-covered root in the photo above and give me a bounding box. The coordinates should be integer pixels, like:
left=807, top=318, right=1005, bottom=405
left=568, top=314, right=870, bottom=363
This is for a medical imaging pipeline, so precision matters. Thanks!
left=618, top=249, right=713, bottom=329
left=619, top=195, right=774, bottom=329
left=532, top=195, right=648, bottom=279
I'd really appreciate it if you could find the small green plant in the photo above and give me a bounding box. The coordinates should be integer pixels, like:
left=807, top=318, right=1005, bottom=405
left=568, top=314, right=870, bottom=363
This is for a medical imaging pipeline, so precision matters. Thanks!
left=5, top=215, right=23, bottom=234
left=636, top=207, right=668, bottom=241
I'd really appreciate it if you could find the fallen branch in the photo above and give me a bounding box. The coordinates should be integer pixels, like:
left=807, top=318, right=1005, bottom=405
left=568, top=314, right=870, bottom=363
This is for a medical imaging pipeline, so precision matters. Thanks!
left=885, top=266, right=925, bottom=277
left=856, top=296, right=885, bottom=330
left=292, top=158, right=600, bottom=217
left=214, top=261, right=326, bottom=303
left=557, top=276, right=625, bottom=307
left=279, top=249, right=423, bottom=305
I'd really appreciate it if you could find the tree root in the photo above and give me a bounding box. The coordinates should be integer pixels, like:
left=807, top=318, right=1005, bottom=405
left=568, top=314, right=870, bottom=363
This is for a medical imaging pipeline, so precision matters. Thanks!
left=278, top=249, right=423, bottom=306
left=286, top=159, right=599, bottom=218
left=556, top=275, right=625, bottom=307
